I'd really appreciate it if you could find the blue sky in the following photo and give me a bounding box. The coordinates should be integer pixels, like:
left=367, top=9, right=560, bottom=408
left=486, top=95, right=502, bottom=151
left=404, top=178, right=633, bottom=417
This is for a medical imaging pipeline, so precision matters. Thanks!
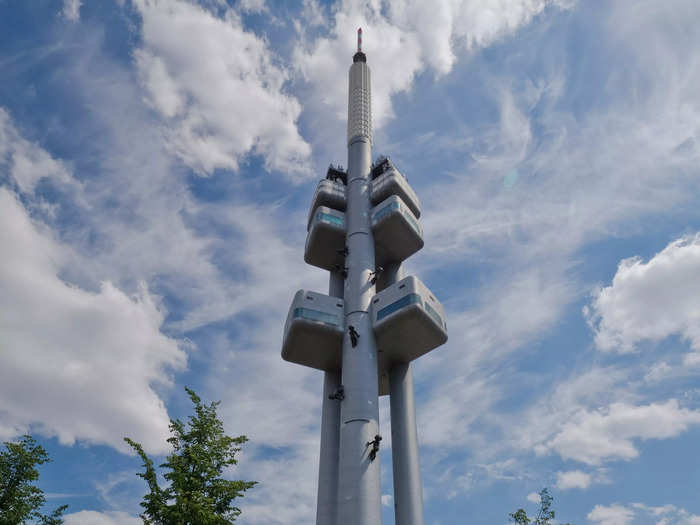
left=1, top=0, right=700, bottom=524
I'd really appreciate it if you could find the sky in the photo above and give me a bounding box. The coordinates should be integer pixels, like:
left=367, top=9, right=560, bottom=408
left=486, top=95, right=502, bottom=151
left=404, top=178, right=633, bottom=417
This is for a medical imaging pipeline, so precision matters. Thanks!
left=1, top=0, right=699, bottom=524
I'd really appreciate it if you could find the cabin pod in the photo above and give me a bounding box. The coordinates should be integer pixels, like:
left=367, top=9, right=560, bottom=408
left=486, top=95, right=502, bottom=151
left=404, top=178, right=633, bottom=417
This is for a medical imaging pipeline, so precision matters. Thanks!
left=371, top=276, right=447, bottom=364
left=370, top=159, right=421, bottom=218
left=371, top=195, right=424, bottom=266
left=307, top=179, right=347, bottom=230
left=281, top=290, right=344, bottom=372
left=304, top=206, right=346, bottom=271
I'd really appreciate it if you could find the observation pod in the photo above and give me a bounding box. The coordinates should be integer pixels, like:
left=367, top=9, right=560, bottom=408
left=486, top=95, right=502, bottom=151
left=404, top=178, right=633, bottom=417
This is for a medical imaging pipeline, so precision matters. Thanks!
left=307, top=179, right=347, bottom=230
left=371, top=276, right=447, bottom=364
left=371, top=195, right=424, bottom=266
left=304, top=207, right=346, bottom=271
left=281, top=290, right=344, bottom=372
left=370, top=157, right=421, bottom=218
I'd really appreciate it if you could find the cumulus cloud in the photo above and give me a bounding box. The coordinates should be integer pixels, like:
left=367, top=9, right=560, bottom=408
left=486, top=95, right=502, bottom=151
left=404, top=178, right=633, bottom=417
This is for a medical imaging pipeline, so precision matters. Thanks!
left=585, top=234, right=700, bottom=354
left=527, top=492, right=541, bottom=503
left=555, top=470, right=591, bottom=490
left=588, top=504, right=634, bottom=525
left=541, top=400, right=700, bottom=465
left=294, top=0, right=572, bottom=131
left=0, top=189, right=186, bottom=453
left=64, top=511, right=140, bottom=525
left=132, top=0, right=310, bottom=177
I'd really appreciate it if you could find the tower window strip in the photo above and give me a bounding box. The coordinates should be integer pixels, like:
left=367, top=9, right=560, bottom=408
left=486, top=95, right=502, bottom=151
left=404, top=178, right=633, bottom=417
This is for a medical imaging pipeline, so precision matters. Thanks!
left=376, top=293, right=422, bottom=321
left=315, top=211, right=344, bottom=227
left=371, top=202, right=421, bottom=234
left=372, top=201, right=399, bottom=223
left=293, top=308, right=341, bottom=327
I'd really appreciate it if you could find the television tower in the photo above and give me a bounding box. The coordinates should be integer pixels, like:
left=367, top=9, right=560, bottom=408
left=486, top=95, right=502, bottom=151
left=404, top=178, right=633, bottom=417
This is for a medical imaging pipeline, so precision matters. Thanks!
left=282, top=29, right=447, bottom=525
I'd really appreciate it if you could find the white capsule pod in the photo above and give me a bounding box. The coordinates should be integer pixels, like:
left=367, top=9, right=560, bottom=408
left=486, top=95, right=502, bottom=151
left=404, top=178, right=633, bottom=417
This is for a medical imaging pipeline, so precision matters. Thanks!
left=370, top=164, right=421, bottom=218
left=371, top=195, right=423, bottom=266
left=371, top=276, right=447, bottom=364
left=282, top=290, right=344, bottom=372
left=307, top=179, right=347, bottom=231
left=304, top=206, right=346, bottom=271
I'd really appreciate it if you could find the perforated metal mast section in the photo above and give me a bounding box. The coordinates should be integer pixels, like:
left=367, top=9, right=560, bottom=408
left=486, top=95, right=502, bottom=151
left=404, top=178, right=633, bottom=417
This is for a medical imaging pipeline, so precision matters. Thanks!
left=281, top=27, right=447, bottom=525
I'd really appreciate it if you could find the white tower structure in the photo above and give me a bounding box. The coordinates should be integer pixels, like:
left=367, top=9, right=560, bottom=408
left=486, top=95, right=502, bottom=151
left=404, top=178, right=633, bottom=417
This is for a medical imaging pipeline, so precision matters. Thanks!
left=281, top=29, right=447, bottom=525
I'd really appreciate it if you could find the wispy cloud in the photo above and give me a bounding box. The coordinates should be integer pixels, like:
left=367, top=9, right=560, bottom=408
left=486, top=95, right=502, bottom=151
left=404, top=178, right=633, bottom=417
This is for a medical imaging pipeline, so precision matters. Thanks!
left=588, top=502, right=700, bottom=525
left=61, top=0, right=82, bottom=22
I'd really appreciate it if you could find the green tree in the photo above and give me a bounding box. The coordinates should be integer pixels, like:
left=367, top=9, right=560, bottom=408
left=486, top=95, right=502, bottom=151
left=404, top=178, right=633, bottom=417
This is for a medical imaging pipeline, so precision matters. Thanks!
left=125, top=388, right=257, bottom=525
left=510, top=488, right=571, bottom=525
left=0, top=435, right=67, bottom=525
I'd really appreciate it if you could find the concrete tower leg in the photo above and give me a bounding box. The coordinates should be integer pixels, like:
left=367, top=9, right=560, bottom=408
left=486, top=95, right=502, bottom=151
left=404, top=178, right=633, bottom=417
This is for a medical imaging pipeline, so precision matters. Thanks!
left=390, top=362, right=424, bottom=525
left=384, top=262, right=425, bottom=525
left=316, top=271, right=344, bottom=525
left=317, top=371, right=341, bottom=525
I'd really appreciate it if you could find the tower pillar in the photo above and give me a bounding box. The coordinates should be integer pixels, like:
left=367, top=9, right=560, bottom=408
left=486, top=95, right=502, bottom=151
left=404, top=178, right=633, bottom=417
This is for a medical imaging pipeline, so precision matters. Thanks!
left=316, top=271, right=344, bottom=525
left=382, top=262, right=425, bottom=525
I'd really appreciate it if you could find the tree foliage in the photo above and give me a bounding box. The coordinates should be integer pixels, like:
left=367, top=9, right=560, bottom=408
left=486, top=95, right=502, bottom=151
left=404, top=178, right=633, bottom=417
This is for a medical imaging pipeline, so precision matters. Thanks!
left=125, top=387, right=257, bottom=525
left=0, top=435, right=67, bottom=525
left=510, top=488, right=571, bottom=525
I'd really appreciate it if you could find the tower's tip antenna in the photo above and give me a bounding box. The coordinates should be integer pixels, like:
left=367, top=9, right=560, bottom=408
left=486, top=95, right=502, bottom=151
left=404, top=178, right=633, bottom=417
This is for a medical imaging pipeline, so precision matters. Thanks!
left=353, top=27, right=366, bottom=63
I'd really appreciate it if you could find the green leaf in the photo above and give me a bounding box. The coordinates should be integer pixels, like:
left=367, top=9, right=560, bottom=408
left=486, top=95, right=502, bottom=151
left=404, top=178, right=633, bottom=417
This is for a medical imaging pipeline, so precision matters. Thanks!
left=0, top=435, right=67, bottom=525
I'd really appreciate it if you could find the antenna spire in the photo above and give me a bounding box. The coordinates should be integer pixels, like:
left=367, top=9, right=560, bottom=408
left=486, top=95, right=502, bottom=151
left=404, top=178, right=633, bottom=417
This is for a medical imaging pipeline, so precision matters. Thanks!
left=353, top=28, right=366, bottom=63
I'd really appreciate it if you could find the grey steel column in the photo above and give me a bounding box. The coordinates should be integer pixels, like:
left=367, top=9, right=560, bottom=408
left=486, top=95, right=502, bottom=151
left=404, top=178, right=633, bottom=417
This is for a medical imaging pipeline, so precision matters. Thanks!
left=337, top=51, right=382, bottom=525
left=383, top=262, right=425, bottom=525
left=316, top=272, right=344, bottom=525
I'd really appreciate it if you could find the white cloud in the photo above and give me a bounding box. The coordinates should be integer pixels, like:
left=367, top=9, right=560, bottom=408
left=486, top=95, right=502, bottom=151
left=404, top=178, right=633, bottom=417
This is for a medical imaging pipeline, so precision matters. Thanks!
left=382, top=494, right=394, bottom=507
left=588, top=503, right=700, bottom=525
left=555, top=470, right=591, bottom=490
left=403, top=0, right=700, bottom=481
left=235, top=441, right=318, bottom=525
left=62, top=0, right=82, bottom=21
left=0, top=189, right=186, bottom=453
left=542, top=400, right=700, bottom=465
left=39, top=45, right=251, bottom=334
left=64, top=511, right=140, bottom=525
left=414, top=266, right=574, bottom=456
left=15, top=0, right=700, bottom=517
left=527, top=492, right=541, bottom=503
left=0, top=108, right=75, bottom=194
left=132, top=0, right=311, bottom=177
left=585, top=234, right=700, bottom=354
left=294, top=0, right=572, bottom=132
left=588, top=504, right=634, bottom=525
left=239, top=0, right=266, bottom=13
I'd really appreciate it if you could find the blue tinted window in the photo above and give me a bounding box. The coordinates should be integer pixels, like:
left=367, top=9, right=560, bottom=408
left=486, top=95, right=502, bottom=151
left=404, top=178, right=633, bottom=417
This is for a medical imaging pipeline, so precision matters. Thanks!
left=376, top=293, right=421, bottom=321
left=372, top=201, right=421, bottom=234
left=293, top=308, right=341, bottom=326
left=316, top=211, right=344, bottom=228
left=372, top=201, right=399, bottom=224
